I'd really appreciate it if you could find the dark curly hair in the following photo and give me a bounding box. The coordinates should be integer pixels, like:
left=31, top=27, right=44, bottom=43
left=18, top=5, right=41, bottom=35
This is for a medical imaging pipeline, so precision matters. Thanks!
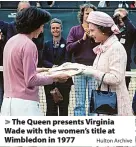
left=15, top=6, right=51, bottom=34
left=78, top=3, right=97, bottom=24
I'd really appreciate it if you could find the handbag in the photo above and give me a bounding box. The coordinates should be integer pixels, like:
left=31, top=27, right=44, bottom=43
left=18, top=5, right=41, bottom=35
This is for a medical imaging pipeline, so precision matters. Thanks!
left=90, top=73, right=118, bottom=115
left=50, top=87, right=63, bottom=103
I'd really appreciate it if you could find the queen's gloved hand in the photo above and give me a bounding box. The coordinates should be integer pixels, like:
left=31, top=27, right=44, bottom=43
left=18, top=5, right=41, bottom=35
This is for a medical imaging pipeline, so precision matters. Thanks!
left=82, top=66, right=95, bottom=76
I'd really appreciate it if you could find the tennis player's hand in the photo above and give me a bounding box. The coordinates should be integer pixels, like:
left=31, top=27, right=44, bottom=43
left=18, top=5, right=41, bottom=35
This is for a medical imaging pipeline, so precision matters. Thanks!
left=52, top=73, right=71, bottom=83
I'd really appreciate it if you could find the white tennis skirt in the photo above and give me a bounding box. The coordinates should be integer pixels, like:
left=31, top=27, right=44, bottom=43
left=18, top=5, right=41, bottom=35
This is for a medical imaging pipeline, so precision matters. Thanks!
left=1, top=97, right=44, bottom=116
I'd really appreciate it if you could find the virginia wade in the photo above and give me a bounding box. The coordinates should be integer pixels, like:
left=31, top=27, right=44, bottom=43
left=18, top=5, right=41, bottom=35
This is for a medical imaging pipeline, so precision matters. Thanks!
left=96, top=138, right=132, bottom=143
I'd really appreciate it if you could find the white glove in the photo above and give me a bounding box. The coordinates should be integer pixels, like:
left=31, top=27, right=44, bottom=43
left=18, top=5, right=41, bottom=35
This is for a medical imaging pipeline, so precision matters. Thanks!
left=82, top=66, right=95, bottom=76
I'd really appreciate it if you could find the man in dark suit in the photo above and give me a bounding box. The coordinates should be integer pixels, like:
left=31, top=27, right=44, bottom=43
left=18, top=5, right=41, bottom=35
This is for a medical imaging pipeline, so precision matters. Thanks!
left=42, top=18, right=73, bottom=116
left=0, top=20, right=8, bottom=110
left=7, top=1, right=44, bottom=67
